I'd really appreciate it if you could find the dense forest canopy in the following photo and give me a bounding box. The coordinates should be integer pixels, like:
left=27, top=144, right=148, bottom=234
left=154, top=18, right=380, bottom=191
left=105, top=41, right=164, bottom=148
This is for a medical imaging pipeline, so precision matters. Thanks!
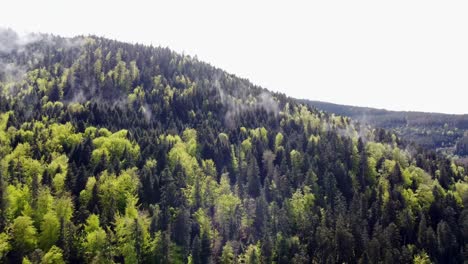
left=0, top=28, right=467, bottom=263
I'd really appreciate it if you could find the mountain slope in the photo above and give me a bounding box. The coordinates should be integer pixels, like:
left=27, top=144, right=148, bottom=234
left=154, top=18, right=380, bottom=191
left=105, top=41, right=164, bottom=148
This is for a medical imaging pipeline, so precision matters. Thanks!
left=0, top=29, right=467, bottom=263
left=305, top=100, right=468, bottom=159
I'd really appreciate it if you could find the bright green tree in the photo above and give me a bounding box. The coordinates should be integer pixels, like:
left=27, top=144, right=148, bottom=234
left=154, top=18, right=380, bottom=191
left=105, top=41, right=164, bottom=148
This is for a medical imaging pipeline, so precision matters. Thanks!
left=11, top=216, right=37, bottom=256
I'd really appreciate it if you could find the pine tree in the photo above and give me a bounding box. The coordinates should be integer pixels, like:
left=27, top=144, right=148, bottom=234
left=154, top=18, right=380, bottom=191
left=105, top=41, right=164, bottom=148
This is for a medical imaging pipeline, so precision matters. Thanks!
left=247, top=154, right=261, bottom=198
left=200, top=231, right=211, bottom=264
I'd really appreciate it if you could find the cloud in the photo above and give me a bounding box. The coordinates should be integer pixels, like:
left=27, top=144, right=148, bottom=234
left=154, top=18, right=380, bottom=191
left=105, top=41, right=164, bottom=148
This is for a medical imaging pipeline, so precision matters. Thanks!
left=211, top=72, right=280, bottom=128
left=141, top=104, right=152, bottom=123
left=0, top=27, right=86, bottom=58
left=0, top=28, right=43, bottom=54
left=0, top=29, right=37, bottom=84
left=0, top=61, right=27, bottom=82
left=70, top=90, right=87, bottom=104
left=258, top=91, right=279, bottom=116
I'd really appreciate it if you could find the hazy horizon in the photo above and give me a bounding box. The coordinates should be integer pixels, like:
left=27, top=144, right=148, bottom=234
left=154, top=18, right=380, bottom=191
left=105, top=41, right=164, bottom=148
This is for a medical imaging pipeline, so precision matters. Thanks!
left=1, top=0, right=467, bottom=114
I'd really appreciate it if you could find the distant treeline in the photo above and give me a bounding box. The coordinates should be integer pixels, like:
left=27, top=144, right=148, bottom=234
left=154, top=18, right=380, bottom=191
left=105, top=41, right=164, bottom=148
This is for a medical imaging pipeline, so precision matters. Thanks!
left=305, top=100, right=468, bottom=157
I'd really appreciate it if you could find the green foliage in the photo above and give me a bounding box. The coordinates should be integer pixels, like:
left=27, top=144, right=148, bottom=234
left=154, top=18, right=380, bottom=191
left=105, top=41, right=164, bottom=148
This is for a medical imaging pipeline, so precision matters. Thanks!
left=79, top=177, right=96, bottom=207
left=91, top=129, right=139, bottom=165
left=46, top=123, right=83, bottom=152
left=11, top=216, right=37, bottom=255
left=82, top=214, right=111, bottom=263
left=289, top=186, right=315, bottom=229
left=290, top=150, right=303, bottom=171
left=0, top=112, right=12, bottom=157
left=167, top=132, right=199, bottom=183
left=215, top=192, right=241, bottom=231
left=48, top=154, right=68, bottom=194
left=98, top=169, right=139, bottom=222
left=240, top=243, right=262, bottom=264
left=413, top=251, right=431, bottom=264
left=220, top=242, right=235, bottom=264
left=38, top=210, right=60, bottom=250
left=2, top=143, right=42, bottom=185
left=54, top=195, right=74, bottom=224
left=194, top=208, right=212, bottom=238
left=0, top=233, right=11, bottom=260
left=5, top=184, right=31, bottom=221
left=0, top=31, right=465, bottom=263
left=41, top=246, right=65, bottom=264
left=115, top=196, right=151, bottom=263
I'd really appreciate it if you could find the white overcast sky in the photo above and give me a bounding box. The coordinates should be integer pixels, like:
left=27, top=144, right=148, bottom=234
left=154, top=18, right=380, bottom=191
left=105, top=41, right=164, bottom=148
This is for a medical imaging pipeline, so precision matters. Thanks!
left=1, top=0, right=468, bottom=114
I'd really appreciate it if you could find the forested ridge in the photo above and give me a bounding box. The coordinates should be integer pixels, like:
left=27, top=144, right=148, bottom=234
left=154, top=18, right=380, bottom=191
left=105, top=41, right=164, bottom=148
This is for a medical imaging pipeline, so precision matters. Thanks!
left=304, top=100, right=468, bottom=161
left=0, top=29, right=467, bottom=263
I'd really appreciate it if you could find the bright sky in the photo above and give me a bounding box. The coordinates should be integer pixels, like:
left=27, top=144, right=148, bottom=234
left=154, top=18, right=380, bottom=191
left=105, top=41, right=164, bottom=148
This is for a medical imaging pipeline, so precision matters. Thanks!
left=1, top=0, right=468, bottom=114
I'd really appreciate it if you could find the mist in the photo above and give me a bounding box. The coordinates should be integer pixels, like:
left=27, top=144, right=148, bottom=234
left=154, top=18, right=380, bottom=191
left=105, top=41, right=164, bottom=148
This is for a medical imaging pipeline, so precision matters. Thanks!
left=212, top=72, right=279, bottom=128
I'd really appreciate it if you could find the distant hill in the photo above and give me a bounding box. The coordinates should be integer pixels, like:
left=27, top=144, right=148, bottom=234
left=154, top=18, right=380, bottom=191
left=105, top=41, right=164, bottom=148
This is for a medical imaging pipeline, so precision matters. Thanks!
left=304, top=100, right=468, bottom=158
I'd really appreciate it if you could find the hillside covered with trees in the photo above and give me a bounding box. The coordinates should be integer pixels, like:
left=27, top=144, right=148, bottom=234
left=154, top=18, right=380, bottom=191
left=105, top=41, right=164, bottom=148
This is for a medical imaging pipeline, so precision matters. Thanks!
left=0, top=29, right=467, bottom=263
left=304, top=100, right=468, bottom=161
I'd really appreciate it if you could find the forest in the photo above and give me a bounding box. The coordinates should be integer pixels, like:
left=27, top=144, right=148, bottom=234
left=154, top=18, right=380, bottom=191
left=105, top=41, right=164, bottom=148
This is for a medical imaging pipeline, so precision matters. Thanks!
left=304, top=100, right=468, bottom=161
left=0, top=29, right=467, bottom=263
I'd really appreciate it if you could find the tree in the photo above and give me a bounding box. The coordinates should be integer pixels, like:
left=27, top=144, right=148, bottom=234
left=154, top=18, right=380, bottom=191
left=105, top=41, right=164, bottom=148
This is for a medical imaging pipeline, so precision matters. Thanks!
left=191, top=236, right=201, bottom=264
left=140, top=159, right=159, bottom=204
left=253, top=195, right=268, bottom=238
left=48, top=84, right=61, bottom=102
left=290, top=150, right=303, bottom=186
left=0, top=169, right=5, bottom=230
left=115, top=196, right=150, bottom=263
left=417, top=214, right=428, bottom=248
left=390, top=163, right=403, bottom=186
left=172, top=207, right=191, bottom=258
left=11, top=216, right=37, bottom=257
left=39, top=210, right=60, bottom=251
left=220, top=242, right=235, bottom=264
left=275, top=133, right=284, bottom=152
left=41, top=246, right=65, bottom=264
left=289, top=186, right=315, bottom=232
left=357, top=138, right=369, bottom=190
left=413, top=251, right=431, bottom=264
left=436, top=220, right=457, bottom=262
left=200, top=231, right=211, bottom=264
left=0, top=233, right=10, bottom=261
left=242, top=244, right=261, bottom=264
left=247, top=154, right=261, bottom=198
left=215, top=184, right=240, bottom=240
left=334, top=215, right=354, bottom=263
left=82, top=214, right=108, bottom=262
